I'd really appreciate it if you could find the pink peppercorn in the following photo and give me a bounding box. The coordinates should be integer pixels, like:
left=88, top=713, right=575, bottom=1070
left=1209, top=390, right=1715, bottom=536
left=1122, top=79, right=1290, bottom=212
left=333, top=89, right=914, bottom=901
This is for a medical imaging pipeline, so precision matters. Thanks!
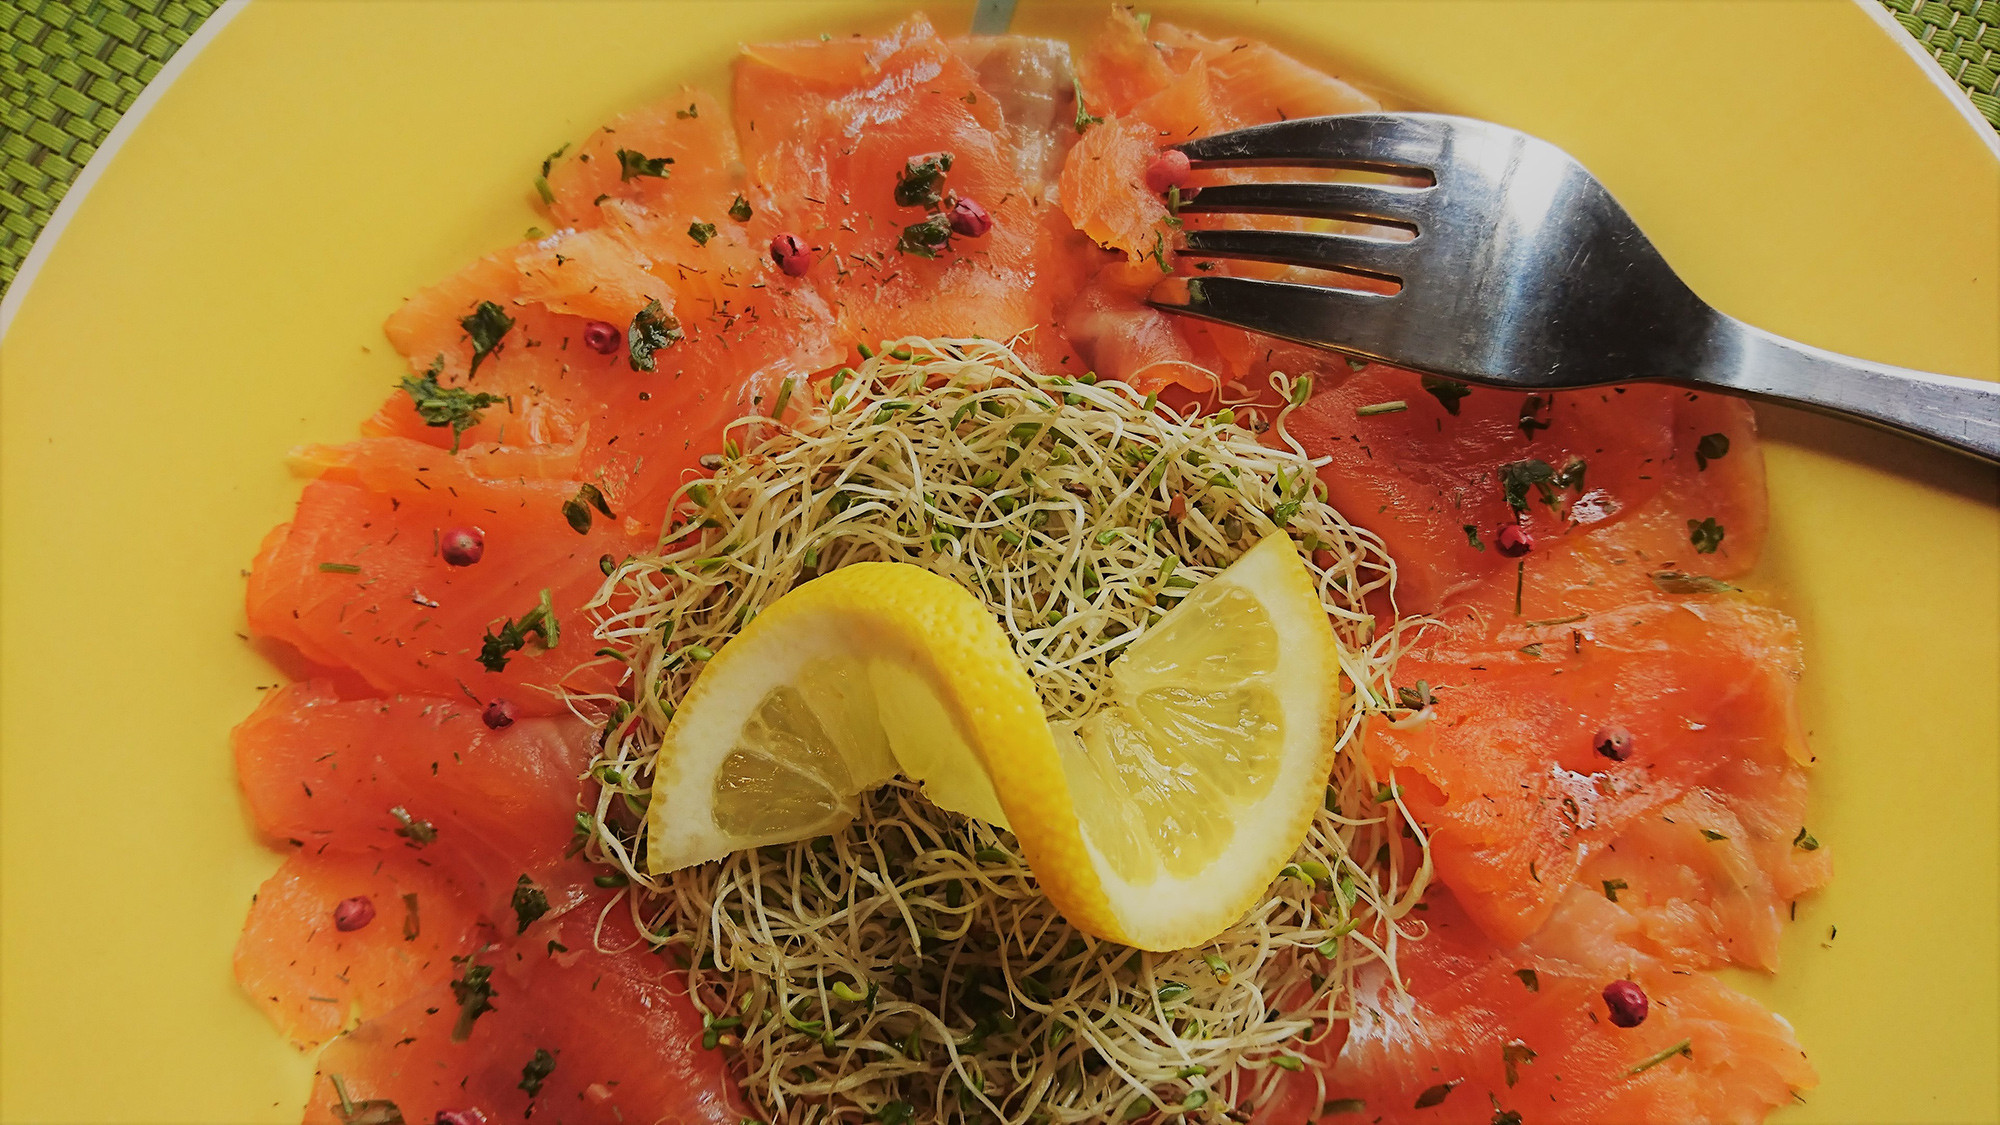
left=435, top=1111, right=489, bottom=1125
left=770, top=233, right=811, bottom=277
left=1144, top=148, right=1192, bottom=194
left=1495, top=524, right=1533, bottom=558
left=1602, top=980, right=1649, bottom=1027
left=333, top=896, right=376, bottom=932
left=947, top=196, right=992, bottom=238
left=440, top=526, right=485, bottom=567
left=580, top=320, right=621, bottom=355
left=482, top=699, right=519, bottom=730
left=1594, top=724, right=1633, bottom=762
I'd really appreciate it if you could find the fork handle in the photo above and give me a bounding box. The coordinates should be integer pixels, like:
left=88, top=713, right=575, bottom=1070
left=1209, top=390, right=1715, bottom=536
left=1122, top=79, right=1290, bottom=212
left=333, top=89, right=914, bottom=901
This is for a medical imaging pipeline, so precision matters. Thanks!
left=1700, top=319, right=2000, bottom=463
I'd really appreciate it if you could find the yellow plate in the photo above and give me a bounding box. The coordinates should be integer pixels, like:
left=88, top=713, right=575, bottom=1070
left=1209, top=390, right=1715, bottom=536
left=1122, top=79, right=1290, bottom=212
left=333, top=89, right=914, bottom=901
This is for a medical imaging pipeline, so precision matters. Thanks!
left=2, top=1, right=1994, bottom=1121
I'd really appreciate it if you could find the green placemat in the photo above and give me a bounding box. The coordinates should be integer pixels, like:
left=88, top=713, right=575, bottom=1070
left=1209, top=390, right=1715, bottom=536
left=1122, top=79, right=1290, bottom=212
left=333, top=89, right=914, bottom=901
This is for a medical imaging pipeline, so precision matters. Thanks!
left=3, top=0, right=1996, bottom=295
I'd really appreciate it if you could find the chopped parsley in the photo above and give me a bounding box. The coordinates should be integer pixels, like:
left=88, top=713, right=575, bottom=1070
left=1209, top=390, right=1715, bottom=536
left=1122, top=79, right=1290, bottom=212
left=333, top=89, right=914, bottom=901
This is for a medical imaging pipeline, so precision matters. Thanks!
left=1420, top=373, right=1471, bottom=415
left=1502, top=1041, right=1537, bottom=1087
left=459, top=300, right=515, bottom=378
left=1700, top=828, right=1730, bottom=842
left=388, top=806, right=436, bottom=848
left=1518, top=394, right=1552, bottom=438
left=518, top=1047, right=557, bottom=1096
left=1463, top=524, right=1486, bottom=551
left=1497, top=458, right=1555, bottom=513
left=615, top=147, right=673, bottom=181
left=562, top=483, right=616, bottom=534
left=1553, top=454, right=1586, bottom=492
left=1414, top=1082, right=1456, bottom=1109
left=1650, top=570, right=1736, bottom=594
left=1601, top=878, right=1628, bottom=902
left=627, top=297, right=684, bottom=372
left=687, top=219, right=717, bottom=246
left=510, top=874, right=551, bottom=934
left=398, top=366, right=504, bottom=453
left=448, top=953, right=497, bottom=1041
left=1793, top=827, right=1821, bottom=851
left=728, top=194, right=753, bottom=222
left=478, top=588, right=559, bottom=672
left=893, top=152, right=954, bottom=209
left=896, top=213, right=955, bottom=258
left=1688, top=516, right=1725, bottom=554
left=1695, top=432, right=1731, bottom=470
left=1513, top=968, right=1539, bottom=992
left=675, top=102, right=699, bottom=119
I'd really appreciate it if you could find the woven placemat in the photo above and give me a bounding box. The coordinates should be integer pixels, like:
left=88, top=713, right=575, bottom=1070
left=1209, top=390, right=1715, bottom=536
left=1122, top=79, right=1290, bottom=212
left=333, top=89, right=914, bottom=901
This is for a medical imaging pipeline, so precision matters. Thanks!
left=3, top=0, right=1996, bottom=295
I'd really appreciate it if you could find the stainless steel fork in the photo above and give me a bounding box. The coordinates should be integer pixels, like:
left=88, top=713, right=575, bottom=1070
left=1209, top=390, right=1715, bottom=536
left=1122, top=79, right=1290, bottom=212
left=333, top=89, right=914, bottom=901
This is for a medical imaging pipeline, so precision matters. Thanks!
left=1150, top=114, right=1999, bottom=463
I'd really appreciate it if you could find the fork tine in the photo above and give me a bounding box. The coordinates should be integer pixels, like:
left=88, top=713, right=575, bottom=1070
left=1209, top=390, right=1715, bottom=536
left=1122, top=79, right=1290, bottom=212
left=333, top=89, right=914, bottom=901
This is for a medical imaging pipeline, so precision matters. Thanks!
left=1174, top=181, right=1429, bottom=227
left=1148, top=275, right=1402, bottom=362
left=1179, top=228, right=1411, bottom=282
left=1175, top=114, right=1448, bottom=173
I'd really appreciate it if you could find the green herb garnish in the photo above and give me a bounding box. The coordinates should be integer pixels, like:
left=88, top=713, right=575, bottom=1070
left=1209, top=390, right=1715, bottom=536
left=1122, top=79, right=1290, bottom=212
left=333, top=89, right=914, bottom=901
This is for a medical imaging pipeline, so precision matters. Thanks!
left=728, top=194, right=753, bottom=222
left=688, top=219, right=717, bottom=246
left=1463, top=523, right=1486, bottom=551
left=1601, top=878, right=1628, bottom=902
left=1650, top=570, right=1736, bottom=594
left=1414, top=1082, right=1456, bottom=1109
left=1502, top=1041, right=1538, bottom=1087
left=1518, top=394, right=1551, bottom=438
left=562, top=483, right=616, bottom=534
left=1421, top=373, right=1471, bottom=415
left=1074, top=92, right=1104, bottom=133
left=327, top=1074, right=405, bottom=1125
left=1688, top=517, right=1724, bottom=554
left=1626, top=1039, right=1693, bottom=1076
left=1497, top=458, right=1555, bottom=513
left=478, top=588, right=559, bottom=672
left=675, top=102, right=699, bottom=119
left=518, top=1048, right=557, bottom=1096
left=318, top=562, right=362, bottom=574
left=448, top=953, right=497, bottom=1041
left=894, top=152, right=954, bottom=208
left=510, top=874, right=550, bottom=934
left=388, top=806, right=436, bottom=848
left=400, top=892, right=420, bottom=940
left=1700, top=828, right=1729, bottom=842
left=897, top=213, right=954, bottom=258
left=1513, top=968, right=1539, bottom=992
left=400, top=366, right=504, bottom=453
left=459, top=300, right=515, bottom=378
left=1793, top=827, right=1821, bottom=851
left=1356, top=400, right=1408, bottom=416
left=627, top=297, right=684, bottom=372
left=616, top=148, right=673, bottom=181
left=1695, top=432, right=1731, bottom=470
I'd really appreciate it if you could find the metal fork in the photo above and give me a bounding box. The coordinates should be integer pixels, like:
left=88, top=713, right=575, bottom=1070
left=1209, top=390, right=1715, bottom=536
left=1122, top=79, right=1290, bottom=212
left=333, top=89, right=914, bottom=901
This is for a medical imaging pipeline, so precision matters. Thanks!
left=1151, top=114, right=1999, bottom=463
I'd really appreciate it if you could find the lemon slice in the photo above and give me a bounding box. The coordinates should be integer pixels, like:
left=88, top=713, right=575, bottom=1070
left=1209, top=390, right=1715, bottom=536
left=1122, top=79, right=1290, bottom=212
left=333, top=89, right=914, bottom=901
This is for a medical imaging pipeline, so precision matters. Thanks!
left=645, top=532, right=1342, bottom=951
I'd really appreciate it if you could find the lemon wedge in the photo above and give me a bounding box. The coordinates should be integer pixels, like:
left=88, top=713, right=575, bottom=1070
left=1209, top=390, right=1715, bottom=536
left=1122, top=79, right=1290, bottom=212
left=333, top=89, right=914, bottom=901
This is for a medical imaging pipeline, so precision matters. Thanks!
left=644, top=532, right=1342, bottom=951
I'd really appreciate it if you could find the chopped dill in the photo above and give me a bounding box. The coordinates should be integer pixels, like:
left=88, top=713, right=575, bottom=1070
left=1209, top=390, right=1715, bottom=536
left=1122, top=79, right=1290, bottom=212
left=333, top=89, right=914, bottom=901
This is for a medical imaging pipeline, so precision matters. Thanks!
left=399, top=363, right=504, bottom=453
left=616, top=148, right=673, bottom=181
